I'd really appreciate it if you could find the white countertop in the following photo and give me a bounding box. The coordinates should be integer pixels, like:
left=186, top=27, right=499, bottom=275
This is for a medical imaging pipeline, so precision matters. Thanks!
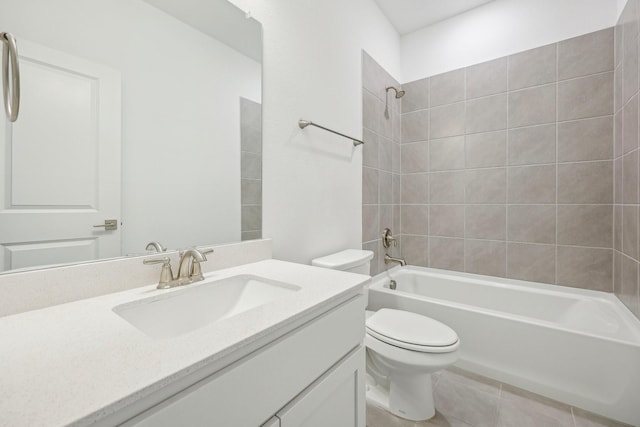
left=0, top=260, right=367, bottom=427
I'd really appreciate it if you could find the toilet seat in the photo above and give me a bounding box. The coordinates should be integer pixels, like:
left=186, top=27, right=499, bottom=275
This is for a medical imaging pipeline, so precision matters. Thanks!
left=366, top=309, right=459, bottom=353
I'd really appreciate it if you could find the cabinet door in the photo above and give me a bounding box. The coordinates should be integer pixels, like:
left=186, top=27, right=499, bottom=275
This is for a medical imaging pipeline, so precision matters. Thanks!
left=277, top=346, right=365, bottom=427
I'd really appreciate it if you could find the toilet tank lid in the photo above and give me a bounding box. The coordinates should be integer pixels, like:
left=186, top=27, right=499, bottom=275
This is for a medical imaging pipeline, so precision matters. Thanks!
left=311, top=249, right=374, bottom=271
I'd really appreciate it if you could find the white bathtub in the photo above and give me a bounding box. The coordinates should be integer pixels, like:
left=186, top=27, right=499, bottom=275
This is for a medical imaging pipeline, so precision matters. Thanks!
left=367, top=266, right=640, bottom=426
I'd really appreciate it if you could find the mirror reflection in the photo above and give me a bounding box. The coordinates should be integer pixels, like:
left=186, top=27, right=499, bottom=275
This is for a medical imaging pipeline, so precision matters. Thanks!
left=0, top=0, right=262, bottom=273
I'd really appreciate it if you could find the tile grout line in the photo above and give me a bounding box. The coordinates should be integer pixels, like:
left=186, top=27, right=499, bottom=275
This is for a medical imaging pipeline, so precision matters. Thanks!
left=635, top=12, right=640, bottom=309
left=613, top=28, right=619, bottom=294
left=555, top=40, right=560, bottom=286
left=621, top=19, right=627, bottom=297
left=636, top=16, right=640, bottom=305
left=506, top=55, right=511, bottom=279
left=427, top=76, right=432, bottom=268
left=463, top=66, right=467, bottom=273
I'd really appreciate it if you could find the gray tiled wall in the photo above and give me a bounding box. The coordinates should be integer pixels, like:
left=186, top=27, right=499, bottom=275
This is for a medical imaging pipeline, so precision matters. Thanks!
left=361, top=29, right=619, bottom=293
left=240, top=97, right=262, bottom=240
left=396, top=28, right=615, bottom=292
left=362, top=52, right=402, bottom=274
left=615, top=0, right=640, bottom=320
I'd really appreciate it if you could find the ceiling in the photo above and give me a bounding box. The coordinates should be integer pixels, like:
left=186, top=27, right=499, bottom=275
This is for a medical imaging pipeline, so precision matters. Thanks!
left=374, top=0, right=496, bottom=35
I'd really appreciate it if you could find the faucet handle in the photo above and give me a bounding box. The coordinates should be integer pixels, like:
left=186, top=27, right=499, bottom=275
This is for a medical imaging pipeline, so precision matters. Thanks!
left=190, top=249, right=214, bottom=281
left=200, top=248, right=214, bottom=257
left=382, top=228, right=397, bottom=249
left=143, top=256, right=170, bottom=265
left=143, top=257, right=174, bottom=289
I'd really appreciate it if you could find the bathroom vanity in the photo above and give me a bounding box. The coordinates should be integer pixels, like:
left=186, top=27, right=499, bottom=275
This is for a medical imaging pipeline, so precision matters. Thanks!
left=0, top=256, right=367, bottom=426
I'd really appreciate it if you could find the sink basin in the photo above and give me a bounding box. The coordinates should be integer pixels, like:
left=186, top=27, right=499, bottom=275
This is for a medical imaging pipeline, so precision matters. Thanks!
left=113, top=274, right=301, bottom=339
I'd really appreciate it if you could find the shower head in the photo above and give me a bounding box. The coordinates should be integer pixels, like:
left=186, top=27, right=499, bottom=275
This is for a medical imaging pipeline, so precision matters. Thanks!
left=386, top=86, right=405, bottom=99
left=384, top=86, right=405, bottom=119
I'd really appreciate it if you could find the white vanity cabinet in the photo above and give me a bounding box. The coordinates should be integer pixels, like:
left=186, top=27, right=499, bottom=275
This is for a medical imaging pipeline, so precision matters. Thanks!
left=120, top=296, right=366, bottom=427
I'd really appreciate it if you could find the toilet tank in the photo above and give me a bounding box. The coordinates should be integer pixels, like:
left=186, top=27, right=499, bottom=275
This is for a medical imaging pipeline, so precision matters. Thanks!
left=311, top=249, right=374, bottom=275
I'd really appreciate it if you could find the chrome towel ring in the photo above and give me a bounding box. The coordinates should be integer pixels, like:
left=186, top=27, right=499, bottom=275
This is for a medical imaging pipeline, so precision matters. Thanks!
left=1, top=32, right=19, bottom=122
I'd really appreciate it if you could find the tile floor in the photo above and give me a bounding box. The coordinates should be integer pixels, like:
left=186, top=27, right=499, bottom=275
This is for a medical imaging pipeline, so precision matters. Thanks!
left=366, top=368, right=631, bottom=427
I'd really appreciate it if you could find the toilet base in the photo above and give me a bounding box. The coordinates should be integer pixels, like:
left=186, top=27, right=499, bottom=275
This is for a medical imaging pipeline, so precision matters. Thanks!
left=365, top=371, right=435, bottom=421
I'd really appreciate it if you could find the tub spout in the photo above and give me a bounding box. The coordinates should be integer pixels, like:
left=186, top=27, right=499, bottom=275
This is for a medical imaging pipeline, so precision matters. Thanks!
left=385, top=254, right=406, bottom=267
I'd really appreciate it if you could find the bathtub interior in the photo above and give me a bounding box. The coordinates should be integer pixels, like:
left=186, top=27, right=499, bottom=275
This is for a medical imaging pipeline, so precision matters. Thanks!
left=371, top=267, right=640, bottom=343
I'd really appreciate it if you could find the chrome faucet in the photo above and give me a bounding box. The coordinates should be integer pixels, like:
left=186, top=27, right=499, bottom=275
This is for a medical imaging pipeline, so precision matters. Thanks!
left=144, top=248, right=213, bottom=289
left=176, top=248, right=213, bottom=284
left=384, top=254, right=406, bottom=267
left=382, top=228, right=406, bottom=267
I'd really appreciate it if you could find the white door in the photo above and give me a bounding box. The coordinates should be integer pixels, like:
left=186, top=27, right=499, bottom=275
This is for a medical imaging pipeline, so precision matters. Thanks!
left=0, top=40, right=121, bottom=271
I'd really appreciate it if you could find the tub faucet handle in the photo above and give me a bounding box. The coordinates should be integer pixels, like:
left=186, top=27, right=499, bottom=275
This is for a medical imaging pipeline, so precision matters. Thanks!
left=382, top=228, right=397, bottom=249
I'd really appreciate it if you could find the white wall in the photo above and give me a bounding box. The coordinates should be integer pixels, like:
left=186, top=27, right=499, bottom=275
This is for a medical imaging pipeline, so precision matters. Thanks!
left=0, top=0, right=261, bottom=255
left=401, top=0, right=618, bottom=82
left=228, top=0, right=401, bottom=264
left=618, top=0, right=630, bottom=19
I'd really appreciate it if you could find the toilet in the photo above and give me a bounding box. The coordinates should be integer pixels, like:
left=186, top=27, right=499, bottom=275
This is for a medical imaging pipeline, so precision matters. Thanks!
left=311, top=249, right=460, bottom=421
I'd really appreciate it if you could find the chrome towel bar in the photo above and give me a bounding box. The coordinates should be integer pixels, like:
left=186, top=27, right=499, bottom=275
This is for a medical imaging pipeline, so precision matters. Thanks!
left=298, top=119, right=364, bottom=146
left=0, top=32, right=19, bottom=122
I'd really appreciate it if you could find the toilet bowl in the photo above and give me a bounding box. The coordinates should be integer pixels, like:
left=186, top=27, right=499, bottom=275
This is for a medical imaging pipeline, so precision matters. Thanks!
left=311, top=249, right=460, bottom=421
left=365, top=309, right=459, bottom=420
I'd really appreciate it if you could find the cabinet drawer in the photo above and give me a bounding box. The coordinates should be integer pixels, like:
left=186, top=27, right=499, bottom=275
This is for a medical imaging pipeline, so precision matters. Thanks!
left=122, top=296, right=365, bottom=426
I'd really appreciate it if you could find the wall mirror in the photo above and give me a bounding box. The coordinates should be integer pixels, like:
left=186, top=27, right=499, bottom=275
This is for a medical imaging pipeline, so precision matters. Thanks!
left=0, top=0, right=262, bottom=273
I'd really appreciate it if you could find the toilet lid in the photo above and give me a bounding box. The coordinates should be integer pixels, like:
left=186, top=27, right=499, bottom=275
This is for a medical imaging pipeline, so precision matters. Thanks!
left=366, top=309, right=458, bottom=352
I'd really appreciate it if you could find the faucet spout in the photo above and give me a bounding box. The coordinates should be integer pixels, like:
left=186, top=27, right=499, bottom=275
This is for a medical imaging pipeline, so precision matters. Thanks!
left=177, top=248, right=209, bottom=284
left=384, top=254, right=406, bottom=267
left=145, top=241, right=166, bottom=252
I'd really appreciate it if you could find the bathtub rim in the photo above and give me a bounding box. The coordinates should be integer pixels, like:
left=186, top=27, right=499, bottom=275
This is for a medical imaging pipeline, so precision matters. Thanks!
left=369, top=266, right=640, bottom=346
